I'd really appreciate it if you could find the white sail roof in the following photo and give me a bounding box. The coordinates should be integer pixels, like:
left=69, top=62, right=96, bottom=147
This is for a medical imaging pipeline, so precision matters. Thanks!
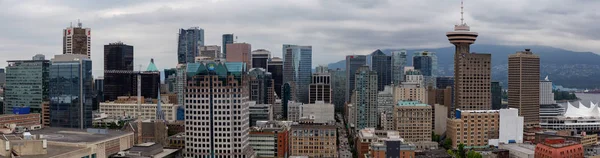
left=563, top=101, right=600, bottom=118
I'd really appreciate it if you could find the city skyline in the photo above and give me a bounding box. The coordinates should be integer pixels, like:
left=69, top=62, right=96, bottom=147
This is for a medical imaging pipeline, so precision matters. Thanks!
left=1, top=1, right=599, bottom=77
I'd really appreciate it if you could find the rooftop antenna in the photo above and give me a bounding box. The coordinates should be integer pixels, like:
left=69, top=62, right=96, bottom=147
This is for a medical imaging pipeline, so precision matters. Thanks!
left=77, top=19, right=82, bottom=27
left=460, top=0, right=464, bottom=25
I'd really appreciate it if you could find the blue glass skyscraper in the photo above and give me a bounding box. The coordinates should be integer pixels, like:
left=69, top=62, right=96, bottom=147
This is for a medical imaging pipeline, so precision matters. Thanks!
left=413, top=51, right=438, bottom=88
left=370, top=49, right=392, bottom=91
left=177, top=27, right=204, bottom=64
left=391, top=50, right=407, bottom=85
left=222, top=34, right=234, bottom=58
left=282, top=44, right=312, bottom=103
left=49, top=54, right=93, bottom=129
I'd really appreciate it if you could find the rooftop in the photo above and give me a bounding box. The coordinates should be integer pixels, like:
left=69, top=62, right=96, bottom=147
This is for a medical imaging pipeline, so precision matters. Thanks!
left=457, top=109, right=499, bottom=113
left=290, top=124, right=335, bottom=130
left=1, top=145, right=86, bottom=158
left=500, top=143, right=535, bottom=155
left=397, top=100, right=429, bottom=107
left=27, top=127, right=132, bottom=143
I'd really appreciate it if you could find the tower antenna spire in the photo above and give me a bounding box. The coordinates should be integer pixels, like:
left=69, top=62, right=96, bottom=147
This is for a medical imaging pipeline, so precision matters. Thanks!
left=461, top=0, right=464, bottom=25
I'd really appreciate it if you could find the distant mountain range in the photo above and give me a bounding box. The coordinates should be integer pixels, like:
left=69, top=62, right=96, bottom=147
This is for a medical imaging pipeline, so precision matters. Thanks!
left=328, top=44, right=600, bottom=89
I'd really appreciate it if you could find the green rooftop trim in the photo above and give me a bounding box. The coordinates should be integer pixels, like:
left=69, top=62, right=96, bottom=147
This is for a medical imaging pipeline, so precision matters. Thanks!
left=146, top=59, right=159, bottom=71
left=185, top=62, right=247, bottom=78
left=397, top=100, right=429, bottom=106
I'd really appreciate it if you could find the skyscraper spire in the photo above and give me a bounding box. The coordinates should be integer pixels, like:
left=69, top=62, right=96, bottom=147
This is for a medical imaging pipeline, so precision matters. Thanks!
left=461, top=0, right=464, bottom=25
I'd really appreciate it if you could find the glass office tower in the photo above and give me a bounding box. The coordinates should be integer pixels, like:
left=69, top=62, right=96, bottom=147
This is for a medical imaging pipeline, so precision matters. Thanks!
left=282, top=44, right=312, bottom=103
left=49, top=54, right=93, bottom=129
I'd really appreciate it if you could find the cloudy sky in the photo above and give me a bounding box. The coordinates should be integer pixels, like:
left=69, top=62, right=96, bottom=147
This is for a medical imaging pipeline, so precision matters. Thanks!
left=1, top=0, right=599, bottom=76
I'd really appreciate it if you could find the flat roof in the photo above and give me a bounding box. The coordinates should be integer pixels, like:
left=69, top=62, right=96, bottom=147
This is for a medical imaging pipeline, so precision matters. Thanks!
left=500, top=144, right=535, bottom=155
left=0, top=144, right=85, bottom=158
left=28, top=127, right=132, bottom=143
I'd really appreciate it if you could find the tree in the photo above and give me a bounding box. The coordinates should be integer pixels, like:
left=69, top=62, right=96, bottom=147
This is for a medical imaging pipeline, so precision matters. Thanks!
left=432, top=132, right=441, bottom=142
left=443, top=138, right=452, bottom=149
left=458, top=143, right=466, bottom=158
left=447, top=149, right=458, bottom=158
left=467, top=150, right=483, bottom=158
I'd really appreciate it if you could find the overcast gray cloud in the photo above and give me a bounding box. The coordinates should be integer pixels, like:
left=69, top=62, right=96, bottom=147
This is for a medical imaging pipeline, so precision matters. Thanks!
left=0, top=0, right=599, bottom=76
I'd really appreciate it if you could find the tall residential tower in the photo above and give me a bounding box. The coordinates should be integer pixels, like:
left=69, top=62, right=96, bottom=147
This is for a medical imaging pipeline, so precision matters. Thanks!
left=352, top=66, right=378, bottom=130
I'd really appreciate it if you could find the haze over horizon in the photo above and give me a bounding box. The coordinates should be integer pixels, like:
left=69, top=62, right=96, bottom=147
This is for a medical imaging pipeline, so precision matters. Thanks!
left=1, top=0, right=599, bottom=77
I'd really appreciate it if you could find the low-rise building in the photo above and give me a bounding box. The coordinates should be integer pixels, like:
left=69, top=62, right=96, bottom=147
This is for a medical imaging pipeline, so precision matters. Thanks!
left=498, top=143, right=535, bottom=158
left=365, top=134, right=416, bottom=158
left=249, top=102, right=273, bottom=126
left=167, top=132, right=185, bottom=149
left=99, top=96, right=179, bottom=121
left=110, top=142, right=182, bottom=158
left=535, top=130, right=598, bottom=147
left=249, top=121, right=290, bottom=158
left=434, top=104, right=448, bottom=135
left=0, top=113, right=41, bottom=130
left=355, top=128, right=399, bottom=158
left=123, top=119, right=168, bottom=146
left=498, top=108, right=524, bottom=144
left=42, top=101, right=50, bottom=127
left=287, top=101, right=302, bottom=122
left=447, top=109, right=499, bottom=149
left=167, top=120, right=184, bottom=136
left=301, top=101, right=335, bottom=124
left=289, top=124, right=337, bottom=157
left=541, top=102, right=600, bottom=133
left=5, top=127, right=135, bottom=158
left=287, top=101, right=335, bottom=124
left=535, top=137, right=584, bottom=158
left=393, top=101, right=432, bottom=143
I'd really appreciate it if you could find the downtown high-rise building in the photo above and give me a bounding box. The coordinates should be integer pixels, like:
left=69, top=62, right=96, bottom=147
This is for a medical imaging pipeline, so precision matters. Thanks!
left=226, top=43, right=252, bottom=67
left=49, top=54, right=93, bottom=129
left=103, top=42, right=134, bottom=101
left=446, top=9, right=491, bottom=110
left=391, top=50, right=407, bottom=85
left=267, top=57, right=283, bottom=98
left=199, top=45, right=221, bottom=60
left=309, top=70, right=331, bottom=104
left=184, top=62, right=254, bottom=157
left=491, top=81, right=503, bottom=110
left=5, top=55, right=50, bottom=114
left=251, top=49, right=270, bottom=69
left=540, top=76, right=556, bottom=105
left=370, top=50, right=392, bottom=91
left=352, top=66, right=378, bottom=130
left=282, top=44, right=312, bottom=103
left=413, top=51, right=438, bottom=88
left=177, top=27, right=204, bottom=64
left=248, top=68, right=275, bottom=105
left=508, top=49, right=540, bottom=127
left=63, top=21, right=91, bottom=57
left=222, top=34, right=234, bottom=58
left=330, top=68, right=346, bottom=113
left=345, top=55, right=367, bottom=103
